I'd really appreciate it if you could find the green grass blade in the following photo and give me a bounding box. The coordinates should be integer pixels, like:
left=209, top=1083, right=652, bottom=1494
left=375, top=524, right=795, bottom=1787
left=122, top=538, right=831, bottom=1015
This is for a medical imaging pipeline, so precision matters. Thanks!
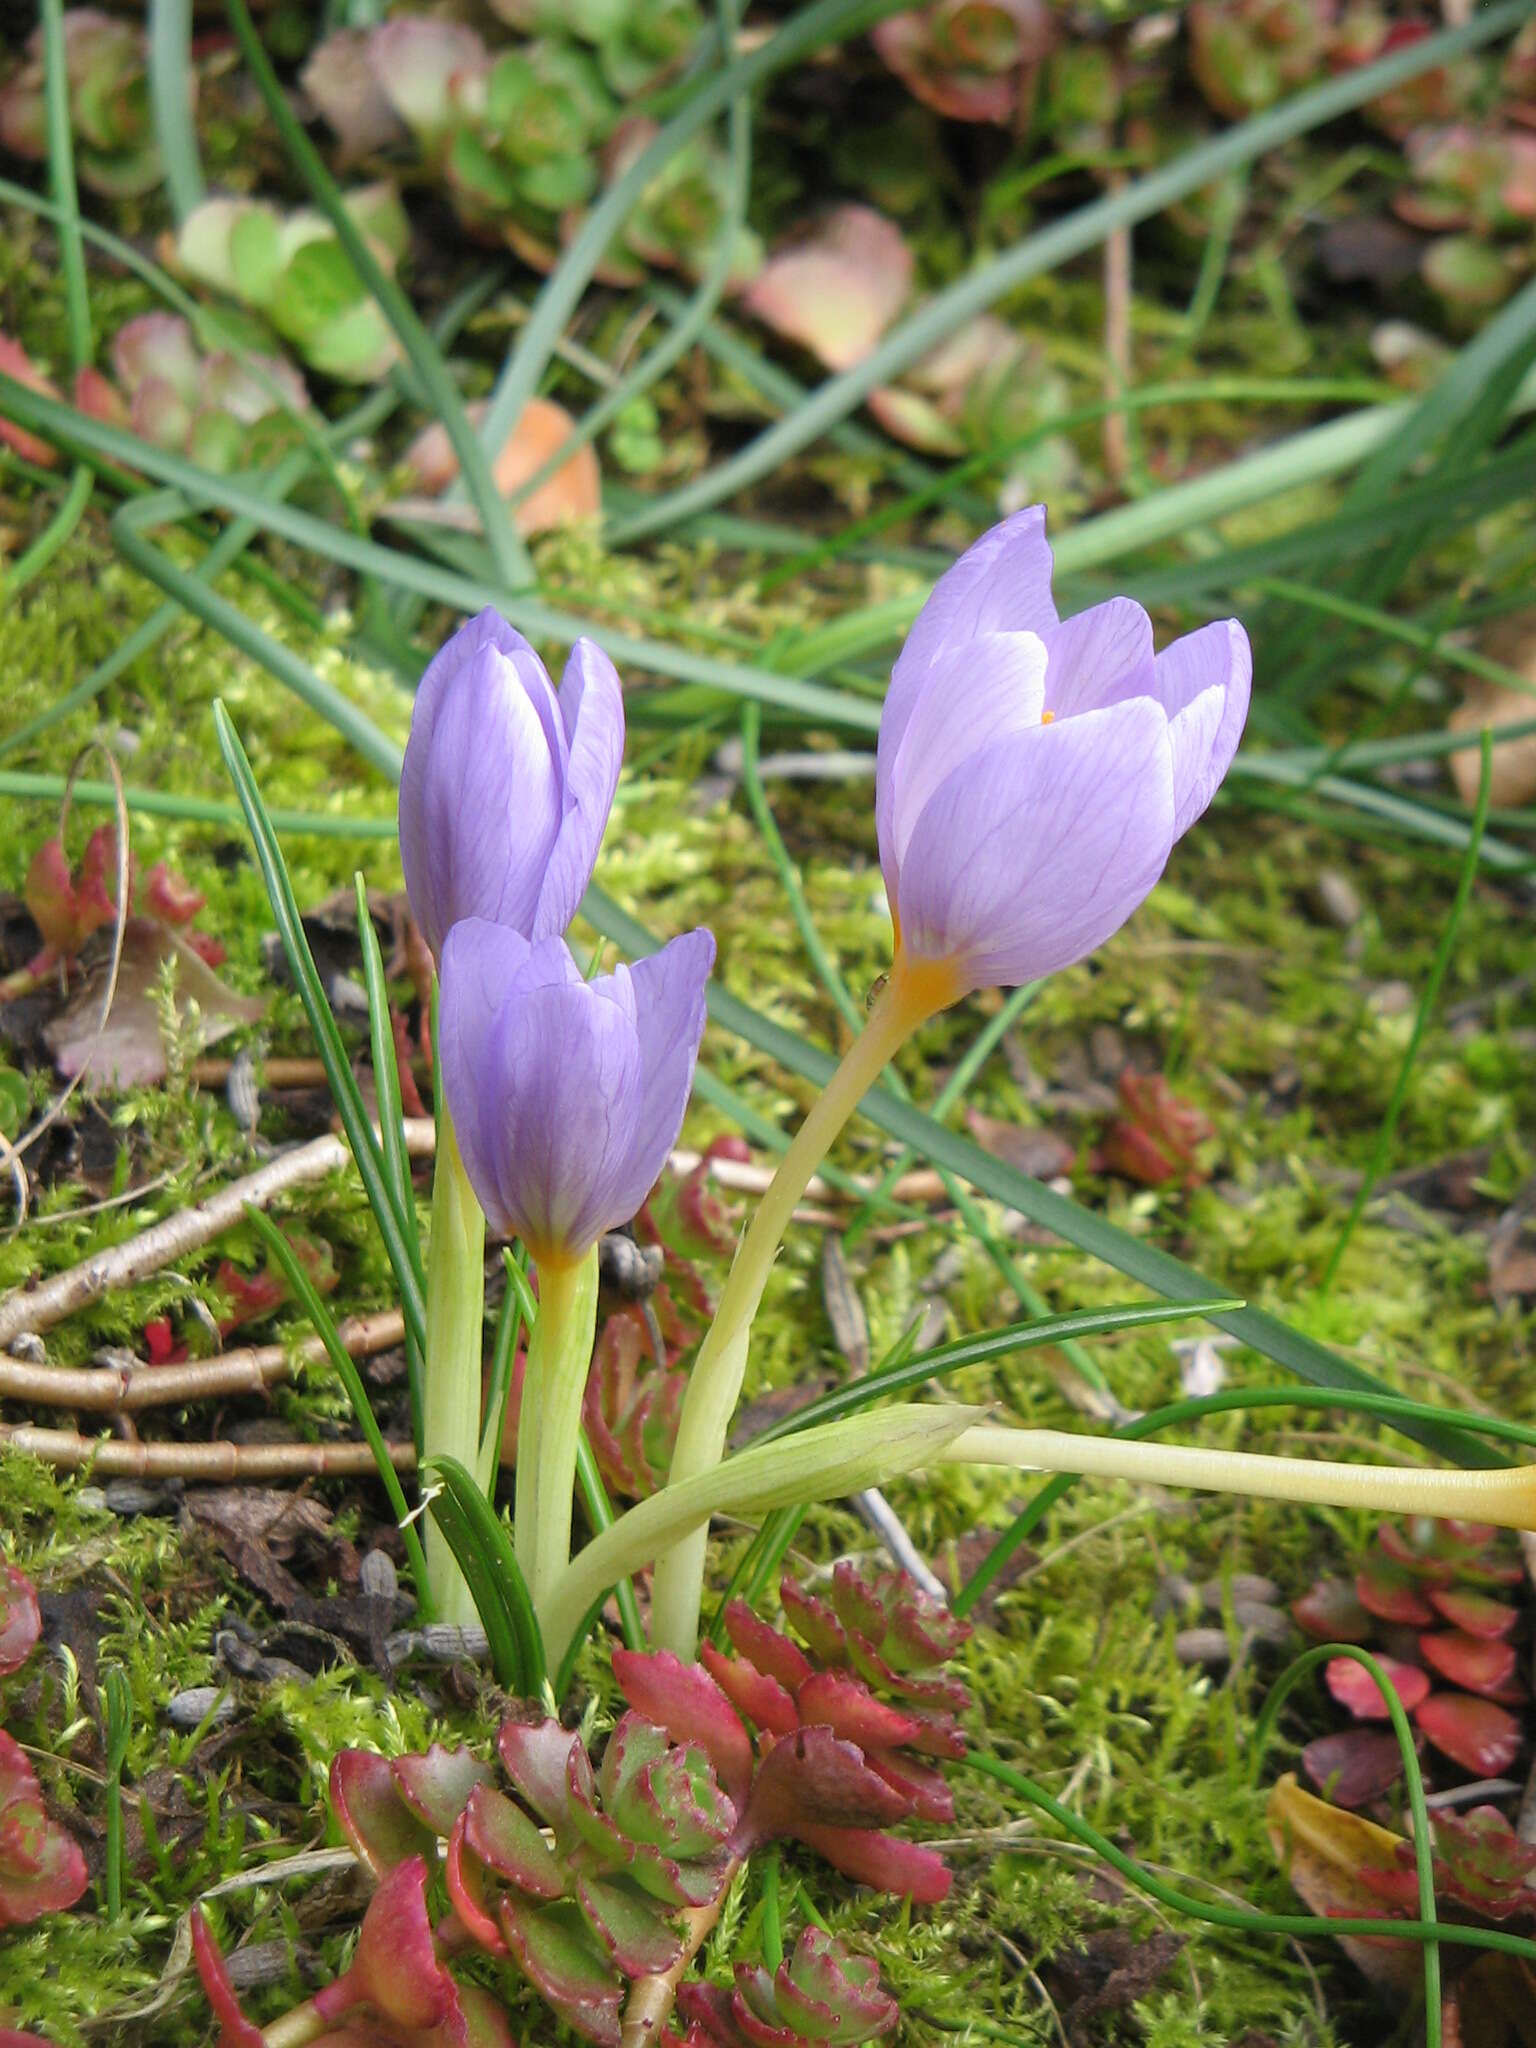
left=213, top=703, right=427, bottom=1360
left=242, top=1204, right=432, bottom=1608
left=750, top=1298, right=1243, bottom=1448
left=223, top=0, right=532, bottom=593
left=147, top=0, right=205, bottom=220
left=579, top=882, right=1505, bottom=1471
left=0, top=769, right=395, bottom=838
left=424, top=1455, right=546, bottom=1693
left=607, top=2, right=1531, bottom=541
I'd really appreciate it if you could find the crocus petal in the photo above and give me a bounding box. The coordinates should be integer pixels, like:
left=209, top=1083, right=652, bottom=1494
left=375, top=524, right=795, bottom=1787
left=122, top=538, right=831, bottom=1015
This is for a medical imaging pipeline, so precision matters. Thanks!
left=876, top=505, right=1058, bottom=856
left=1150, top=618, right=1252, bottom=836
left=439, top=920, right=542, bottom=1226
left=1038, top=596, right=1155, bottom=719
left=534, top=637, right=625, bottom=938
left=881, top=631, right=1047, bottom=872
left=894, top=699, right=1176, bottom=992
left=493, top=974, right=644, bottom=1256
left=601, top=928, right=715, bottom=1223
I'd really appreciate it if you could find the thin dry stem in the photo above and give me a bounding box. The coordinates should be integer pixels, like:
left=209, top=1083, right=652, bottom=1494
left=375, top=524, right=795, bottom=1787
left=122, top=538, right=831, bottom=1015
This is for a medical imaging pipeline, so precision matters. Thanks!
left=0, top=1424, right=415, bottom=1479
left=0, top=1309, right=404, bottom=1411
left=1102, top=180, right=1132, bottom=481
left=0, top=1123, right=434, bottom=1349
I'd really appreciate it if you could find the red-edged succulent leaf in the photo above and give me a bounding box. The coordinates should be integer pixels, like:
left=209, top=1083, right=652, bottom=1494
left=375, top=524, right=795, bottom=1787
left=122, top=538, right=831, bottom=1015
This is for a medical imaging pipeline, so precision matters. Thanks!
left=859, top=1748, right=954, bottom=1824
left=1427, top=1586, right=1520, bottom=1639
left=140, top=860, right=205, bottom=926
left=1300, top=1729, right=1408, bottom=1808
left=0, top=1565, right=41, bottom=1676
left=0, top=1730, right=88, bottom=1927
left=772, top=1926, right=897, bottom=2042
left=330, top=1749, right=436, bottom=1876
left=699, top=1644, right=801, bottom=1740
left=392, top=1744, right=493, bottom=1837
left=828, top=1562, right=970, bottom=1672
left=612, top=1650, right=754, bottom=1810
left=1325, top=1654, right=1431, bottom=1720
left=1291, top=1576, right=1374, bottom=1642
left=721, top=1604, right=814, bottom=1694
left=871, top=0, right=1051, bottom=124
left=463, top=1782, right=565, bottom=1898
left=1428, top=1805, right=1536, bottom=1922
left=0, top=334, right=61, bottom=468
left=1096, top=1070, right=1213, bottom=1188
left=597, top=1714, right=736, bottom=1861
left=583, top=1306, right=686, bottom=1499
left=1418, top=1630, right=1519, bottom=1698
left=445, top=1813, right=509, bottom=1956
left=742, top=1727, right=916, bottom=1849
left=1355, top=1560, right=1435, bottom=1627
left=789, top=1821, right=951, bottom=1903
left=497, top=1718, right=581, bottom=1835
left=317, top=1856, right=466, bottom=2039
left=740, top=206, right=912, bottom=372
left=499, top=1896, right=623, bottom=2048
left=190, top=1907, right=265, bottom=2048
left=792, top=1672, right=927, bottom=1754
left=0, top=2032, right=56, bottom=2048
left=575, top=1872, right=683, bottom=1977
left=1413, top=1692, right=1525, bottom=1775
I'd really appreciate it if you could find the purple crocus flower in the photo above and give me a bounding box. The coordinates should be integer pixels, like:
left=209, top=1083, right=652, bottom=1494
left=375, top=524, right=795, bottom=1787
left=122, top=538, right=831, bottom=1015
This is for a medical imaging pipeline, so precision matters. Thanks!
left=878, top=505, right=1250, bottom=1006
left=438, top=918, right=715, bottom=1266
left=398, top=608, right=624, bottom=959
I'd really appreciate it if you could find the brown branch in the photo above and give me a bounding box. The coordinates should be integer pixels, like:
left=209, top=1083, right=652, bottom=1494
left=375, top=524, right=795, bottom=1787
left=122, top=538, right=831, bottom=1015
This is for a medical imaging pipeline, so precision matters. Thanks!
left=0, top=1425, right=416, bottom=1480
left=0, top=1123, right=435, bottom=1350
left=621, top=1861, right=741, bottom=2048
left=1103, top=172, right=1132, bottom=482
left=0, top=1309, right=404, bottom=1413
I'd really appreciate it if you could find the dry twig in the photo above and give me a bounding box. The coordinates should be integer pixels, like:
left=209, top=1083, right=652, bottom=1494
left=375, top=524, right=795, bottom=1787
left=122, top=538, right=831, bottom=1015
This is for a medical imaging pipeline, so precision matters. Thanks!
left=0, top=1425, right=415, bottom=1480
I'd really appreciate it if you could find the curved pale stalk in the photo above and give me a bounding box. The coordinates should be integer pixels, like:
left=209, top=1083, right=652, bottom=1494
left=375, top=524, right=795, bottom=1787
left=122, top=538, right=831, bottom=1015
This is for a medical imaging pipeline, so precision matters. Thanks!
left=945, top=1425, right=1536, bottom=1528
left=516, top=1248, right=601, bottom=1615
left=543, top=1403, right=979, bottom=1670
left=423, top=1112, right=487, bottom=1630
left=648, top=955, right=955, bottom=1656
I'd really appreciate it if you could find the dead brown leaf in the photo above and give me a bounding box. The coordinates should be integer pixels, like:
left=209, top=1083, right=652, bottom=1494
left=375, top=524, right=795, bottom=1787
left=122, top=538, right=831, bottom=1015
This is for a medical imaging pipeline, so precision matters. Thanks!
left=44, top=920, right=264, bottom=1086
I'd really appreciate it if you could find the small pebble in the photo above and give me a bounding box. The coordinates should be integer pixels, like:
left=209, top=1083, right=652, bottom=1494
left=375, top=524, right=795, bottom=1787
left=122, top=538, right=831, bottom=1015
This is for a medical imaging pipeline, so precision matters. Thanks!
left=90, top=1346, right=140, bottom=1373
left=1231, top=1603, right=1293, bottom=1647
left=359, top=1549, right=398, bottom=1602
left=386, top=1623, right=490, bottom=1666
left=1307, top=870, right=1363, bottom=931
left=103, top=1479, right=178, bottom=1517
left=167, top=1686, right=236, bottom=1730
left=225, top=1942, right=301, bottom=1992
left=1200, top=1574, right=1280, bottom=1611
left=226, top=1048, right=261, bottom=1135
left=1174, top=1627, right=1232, bottom=1669
left=1153, top=1574, right=1198, bottom=1620
left=6, top=1332, right=45, bottom=1363
left=74, top=1487, right=109, bottom=1514
left=1369, top=980, right=1414, bottom=1018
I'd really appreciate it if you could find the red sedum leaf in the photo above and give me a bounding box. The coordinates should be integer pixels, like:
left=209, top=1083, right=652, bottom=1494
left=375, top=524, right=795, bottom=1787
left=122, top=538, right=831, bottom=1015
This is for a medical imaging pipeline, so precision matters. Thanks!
left=0, top=1566, right=41, bottom=1677
left=1413, top=1691, right=1525, bottom=1775
left=1325, top=1654, right=1431, bottom=1720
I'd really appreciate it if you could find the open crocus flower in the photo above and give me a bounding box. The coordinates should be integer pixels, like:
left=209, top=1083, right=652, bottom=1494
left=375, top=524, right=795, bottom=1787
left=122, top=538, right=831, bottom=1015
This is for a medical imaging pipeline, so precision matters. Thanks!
left=439, top=920, right=714, bottom=1269
left=398, top=608, right=624, bottom=959
left=877, top=504, right=1251, bottom=1013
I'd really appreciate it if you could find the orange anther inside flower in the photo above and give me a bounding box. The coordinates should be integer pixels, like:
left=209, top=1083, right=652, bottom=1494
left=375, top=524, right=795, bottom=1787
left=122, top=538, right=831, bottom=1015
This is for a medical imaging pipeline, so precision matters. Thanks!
left=1041, top=709, right=1055, bottom=724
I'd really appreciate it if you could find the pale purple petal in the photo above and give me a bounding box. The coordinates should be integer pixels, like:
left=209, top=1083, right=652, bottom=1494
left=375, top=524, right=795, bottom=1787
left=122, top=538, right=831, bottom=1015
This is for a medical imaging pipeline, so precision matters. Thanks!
left=881, top=632, right=1046, bottom=875
left=602, top=928, right=715, bottom=1224
left=1039, top=597, right=1154, bottom=720
left=409, top=607, right=536, bottom=744
left=438, top=919, right=538, bottom=1230
left=895, top=699, right=1176, bottom=991
left=1151, top=619, right=1252, bottom=837
left=493, top=978, right=643, bottom=1255
left=402, top=648, right=563, bottom=955
left=876, top=505, right=1059, bottom=857
left=534, top=637, right=625, bottom=938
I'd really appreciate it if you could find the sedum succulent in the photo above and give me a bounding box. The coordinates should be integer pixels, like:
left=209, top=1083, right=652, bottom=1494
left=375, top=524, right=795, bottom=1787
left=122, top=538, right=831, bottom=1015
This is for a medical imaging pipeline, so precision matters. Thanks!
left=0, top=9, right=171, bottom=198
left=0, top=1730, right=87, bottom=1930
left=871, top=0, right=1054, bottom=125
left=670, top=1928, right=898, bottom=2048
left=329, top=1719, right=737, bottom=2047
left=0, top=1569, right=39, bottom=1680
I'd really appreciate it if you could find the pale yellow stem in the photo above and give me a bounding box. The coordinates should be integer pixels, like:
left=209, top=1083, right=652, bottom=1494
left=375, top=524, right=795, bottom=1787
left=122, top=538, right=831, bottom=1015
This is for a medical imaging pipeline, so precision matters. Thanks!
left=946, top=1424, right=1536, bottom=1529
left=647, top=954, right=957, bottom=1657
left=423, top=1110, right=487, bottom=1630
left=518, top=1247, right=600, bottom=1616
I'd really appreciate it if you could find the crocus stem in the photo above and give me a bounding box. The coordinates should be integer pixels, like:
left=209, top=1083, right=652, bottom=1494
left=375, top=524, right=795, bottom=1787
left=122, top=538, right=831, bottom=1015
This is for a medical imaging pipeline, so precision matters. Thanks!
left=423, top=1106, right=486, bottom=1631
left=260, top=2001, right=328, bottom=2048
left=517, top=1246, right=600, bottom=1617
left=648, top=955, right=952, bottom=1657
left=945, top=1424, right=1536, bottom=1528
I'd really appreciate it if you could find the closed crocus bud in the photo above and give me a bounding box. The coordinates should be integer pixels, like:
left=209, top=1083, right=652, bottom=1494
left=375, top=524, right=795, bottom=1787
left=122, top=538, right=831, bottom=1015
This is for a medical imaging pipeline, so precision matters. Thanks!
left=878, top=505, right=1250, bottom=1011
left=398, top=608, right=624, bottom=959
left=439, top=919, right=714, bottom=1267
